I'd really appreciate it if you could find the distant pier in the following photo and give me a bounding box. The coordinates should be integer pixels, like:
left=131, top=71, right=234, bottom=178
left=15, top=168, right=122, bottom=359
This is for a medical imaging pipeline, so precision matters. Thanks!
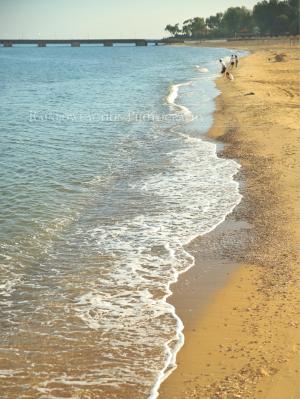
left=0, top=39, right=167, bottom=47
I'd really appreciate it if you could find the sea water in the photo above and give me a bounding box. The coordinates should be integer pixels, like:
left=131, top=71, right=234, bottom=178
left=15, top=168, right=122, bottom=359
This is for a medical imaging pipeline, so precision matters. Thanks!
left=0, top=45, right=244, bottom=398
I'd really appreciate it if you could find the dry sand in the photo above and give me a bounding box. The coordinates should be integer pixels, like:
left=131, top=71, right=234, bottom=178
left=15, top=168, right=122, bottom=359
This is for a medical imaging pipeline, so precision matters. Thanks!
left=159, top=42, right=300, bottom=398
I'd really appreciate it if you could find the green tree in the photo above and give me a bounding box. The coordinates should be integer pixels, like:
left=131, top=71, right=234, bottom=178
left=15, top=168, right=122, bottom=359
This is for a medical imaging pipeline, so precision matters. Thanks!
left=182, top=17, right=207, bottom=38
left=287, top=0, right=300, bottom=34
left=274, top=14, right=290, bottom=33
left=182, top=19, right=193, bottom=37
left=253, top=0, right=295, bottom=35
left=205, top=13, right=223, bottom=30
left=191, top=17, right=207, bottom=38
left=163, top=0, right=299, bottom=39
left=221, top=7, right=254, bottom=36
left=253, top=1, right=272, bottom=34
left=165, top=23, right=181, bottom=37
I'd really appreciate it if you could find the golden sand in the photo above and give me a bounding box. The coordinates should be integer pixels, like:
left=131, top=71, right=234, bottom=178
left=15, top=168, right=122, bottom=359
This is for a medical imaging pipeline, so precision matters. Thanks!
left=159, top=42, right=300, bottom=398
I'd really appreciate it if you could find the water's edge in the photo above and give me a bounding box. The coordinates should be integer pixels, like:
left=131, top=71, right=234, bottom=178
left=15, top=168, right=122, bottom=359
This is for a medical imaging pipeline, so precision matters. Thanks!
left=151, top=49, right=248, bottom=399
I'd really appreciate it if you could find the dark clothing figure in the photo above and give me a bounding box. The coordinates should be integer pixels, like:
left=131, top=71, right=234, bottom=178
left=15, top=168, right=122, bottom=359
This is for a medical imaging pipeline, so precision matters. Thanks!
left=235, top=55, right=238, bottom=68
left=219, top=59, right=226, bottom=74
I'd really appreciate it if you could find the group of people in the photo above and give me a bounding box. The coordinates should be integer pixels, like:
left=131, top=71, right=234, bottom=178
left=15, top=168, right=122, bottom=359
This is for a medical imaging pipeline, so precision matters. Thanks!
left=219, top=55, right=238, bottom=81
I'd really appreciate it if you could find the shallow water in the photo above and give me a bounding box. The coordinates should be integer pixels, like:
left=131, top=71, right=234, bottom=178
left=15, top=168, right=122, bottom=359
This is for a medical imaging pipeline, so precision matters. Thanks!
left=0, top=45, right=245, bottom=398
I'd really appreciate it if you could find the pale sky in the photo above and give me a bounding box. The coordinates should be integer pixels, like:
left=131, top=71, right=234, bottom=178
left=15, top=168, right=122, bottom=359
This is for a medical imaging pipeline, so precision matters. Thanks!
left=0, top=0, right=259, bottom=39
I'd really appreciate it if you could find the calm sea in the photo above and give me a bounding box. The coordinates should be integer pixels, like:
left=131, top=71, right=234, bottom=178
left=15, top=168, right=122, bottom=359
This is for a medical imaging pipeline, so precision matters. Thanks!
left=0, top=45, right=244, bottom=398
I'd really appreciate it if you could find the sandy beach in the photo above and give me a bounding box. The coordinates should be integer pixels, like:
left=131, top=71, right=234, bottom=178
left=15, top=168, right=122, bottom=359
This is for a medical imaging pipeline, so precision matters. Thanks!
left=159, top=41, right=300, bottom=398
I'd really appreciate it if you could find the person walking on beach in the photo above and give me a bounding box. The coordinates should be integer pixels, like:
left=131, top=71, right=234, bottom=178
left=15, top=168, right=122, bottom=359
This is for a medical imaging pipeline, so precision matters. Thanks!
left=219, top=59, right=226, bottom=75
left=235, top=55, right=238, bottom=68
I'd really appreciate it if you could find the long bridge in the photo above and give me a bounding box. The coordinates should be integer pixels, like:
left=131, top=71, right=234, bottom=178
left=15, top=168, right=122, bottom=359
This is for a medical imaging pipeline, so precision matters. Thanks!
left=0, top=39, right=167, bottom=47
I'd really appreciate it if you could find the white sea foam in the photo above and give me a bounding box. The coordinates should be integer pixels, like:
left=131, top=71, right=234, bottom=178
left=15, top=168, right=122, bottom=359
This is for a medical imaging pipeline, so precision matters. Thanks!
left=166, top=82, right=193, bottom=117
left=196, top=66, right=209, bottom=73
left=74, top=81, right=242, bottom=399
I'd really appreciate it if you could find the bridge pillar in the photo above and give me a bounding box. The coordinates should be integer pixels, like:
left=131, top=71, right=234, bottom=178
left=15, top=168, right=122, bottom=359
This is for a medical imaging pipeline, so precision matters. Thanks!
left=71, top=41, right=80, bottom=47
left=38, top=41, right=46, bottom=47
left=103, top=41, right=113, bottom=47
left=3, top=41, right=13, bottom=47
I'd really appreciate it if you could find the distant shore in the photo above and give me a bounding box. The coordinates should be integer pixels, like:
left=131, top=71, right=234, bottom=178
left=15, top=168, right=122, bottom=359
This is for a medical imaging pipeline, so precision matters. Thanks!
left=159, top=40, right=300, bottom=398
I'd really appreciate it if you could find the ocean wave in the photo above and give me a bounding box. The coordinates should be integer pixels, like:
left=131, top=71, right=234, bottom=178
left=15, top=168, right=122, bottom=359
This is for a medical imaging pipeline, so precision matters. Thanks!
left=74, top=90, right=242, bottom=398
left=196, top=66, right=209, bottom=73
left=166, top=82, right=193, bottom=118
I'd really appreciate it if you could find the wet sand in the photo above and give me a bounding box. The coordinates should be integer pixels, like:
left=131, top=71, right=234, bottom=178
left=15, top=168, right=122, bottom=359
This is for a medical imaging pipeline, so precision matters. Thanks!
left=159, top=41, right=300, bottom=398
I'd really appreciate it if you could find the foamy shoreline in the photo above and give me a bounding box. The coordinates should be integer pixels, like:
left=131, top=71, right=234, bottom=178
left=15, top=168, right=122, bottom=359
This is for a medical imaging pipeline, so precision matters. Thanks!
left=150, top=60, right=244, bottom=398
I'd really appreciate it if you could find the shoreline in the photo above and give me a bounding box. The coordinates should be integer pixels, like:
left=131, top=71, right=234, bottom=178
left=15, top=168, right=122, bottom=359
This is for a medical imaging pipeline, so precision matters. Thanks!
left=159, top=41, right=300, bottom=398
left=151, top=65, right=244, bottom=399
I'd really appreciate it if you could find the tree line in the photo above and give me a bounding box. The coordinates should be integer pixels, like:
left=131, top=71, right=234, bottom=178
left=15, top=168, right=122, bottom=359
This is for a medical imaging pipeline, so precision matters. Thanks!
left=165, top=0, right=299, bottom=39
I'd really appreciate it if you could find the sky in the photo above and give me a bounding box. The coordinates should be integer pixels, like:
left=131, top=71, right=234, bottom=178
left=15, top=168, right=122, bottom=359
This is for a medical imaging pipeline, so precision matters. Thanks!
left=0, top=0, right=259, bottom=39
